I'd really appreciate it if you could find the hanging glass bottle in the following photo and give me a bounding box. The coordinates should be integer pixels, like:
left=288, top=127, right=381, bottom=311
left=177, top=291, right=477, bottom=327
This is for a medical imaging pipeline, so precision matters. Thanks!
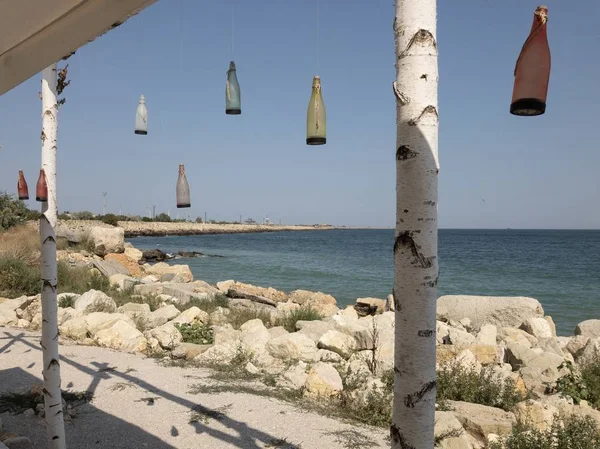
left=135, top=94, right=148, bottom=134
left=17, top=170, right=29, bottom=200
left=306, top=75, right=326, bottom=145
left=176, top=164, right=191, bottom=208
left=226, top=61, right=241, bottom=115
left=510, top=6, right=550, bottom=116
left=36, top=169, right=48, bottom=202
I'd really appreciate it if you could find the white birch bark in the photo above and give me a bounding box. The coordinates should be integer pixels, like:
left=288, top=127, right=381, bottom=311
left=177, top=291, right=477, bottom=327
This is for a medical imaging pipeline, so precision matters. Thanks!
left=391, top=0, right=439, bottom=448
left=40, top=63, right=67, bottom=449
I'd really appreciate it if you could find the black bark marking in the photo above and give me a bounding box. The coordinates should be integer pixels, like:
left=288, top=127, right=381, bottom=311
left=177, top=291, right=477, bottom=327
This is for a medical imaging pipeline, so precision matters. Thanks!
left=404, top=380, right=436, bottom=409
left=390, top=424, right=416, bottom=449
left=49, top=401, right=62, bottom=409
left=48, top=358, right=60, bottom=370
left=42, top=279, right=57, bottom=292
left=420, top=74, right=428, bottom=80
left=43, top=387, right=52, bottom=397
left=62, top=50, right=76, bottom=60
left=403, top=209, right=409, bottom=213
left=393, top=231, right=434, bottom=268
left=409, top=105, right=439, bottom=126
left=43, top=235, right=56, bottom=244
left=417, top=329, right=434, bottom=337
left=423, top=275, right=439, bottom=288
left=392, top=288, right=401, bottom=312
left=111, top=21, right=123, bottom=29
left=399, top=29, right=437, bottom=60
left=423, top=200, right=436, bottom=206
left=396, top=145, right=417, bottom=161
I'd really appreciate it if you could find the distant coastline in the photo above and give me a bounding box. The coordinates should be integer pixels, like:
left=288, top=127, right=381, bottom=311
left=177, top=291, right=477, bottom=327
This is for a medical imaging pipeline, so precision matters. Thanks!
left=53, top=220, right=343, bottom=238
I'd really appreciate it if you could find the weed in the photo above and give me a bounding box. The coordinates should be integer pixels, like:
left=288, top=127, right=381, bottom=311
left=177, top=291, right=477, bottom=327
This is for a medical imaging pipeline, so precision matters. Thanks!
left=489, top=415, right=600, bottom=449
left=58, top=294, right=77, bottom=308
left=189, top=403, right=232, bottom=424
left=0, top=225, right=39, bottom=265
left=176, top=322, right=214, bottom=345
left=176, top=294, right=229, bottom=314
left=0, top=258, right=40, bottom=297
left=553, top=358, right=600, bottom=410
left=0, top=389, right=92, bottom=414
left=437, top=362, right=524, bottom=411
left=275, top=306, right=322, bottom=333
left=326, top=430, right=380, bottom=449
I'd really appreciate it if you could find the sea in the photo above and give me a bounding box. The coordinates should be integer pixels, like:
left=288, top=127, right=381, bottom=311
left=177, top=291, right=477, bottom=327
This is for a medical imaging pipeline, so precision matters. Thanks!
left=127, top=229, right=600, bottom=336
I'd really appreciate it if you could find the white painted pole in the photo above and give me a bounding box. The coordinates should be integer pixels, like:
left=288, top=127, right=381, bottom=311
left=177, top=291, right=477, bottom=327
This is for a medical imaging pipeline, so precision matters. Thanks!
left=391, top=0, right=439, bottom=447
left=40, top=63, right=67, bottom=449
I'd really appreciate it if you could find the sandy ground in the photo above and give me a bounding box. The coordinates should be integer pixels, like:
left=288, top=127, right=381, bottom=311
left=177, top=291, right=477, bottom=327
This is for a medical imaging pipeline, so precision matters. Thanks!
left=0, top=327, right=388, bottom=449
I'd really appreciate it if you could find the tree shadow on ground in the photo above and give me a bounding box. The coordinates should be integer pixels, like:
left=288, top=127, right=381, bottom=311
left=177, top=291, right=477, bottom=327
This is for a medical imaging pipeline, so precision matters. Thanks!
left=0, top=330, right=302, bottom=449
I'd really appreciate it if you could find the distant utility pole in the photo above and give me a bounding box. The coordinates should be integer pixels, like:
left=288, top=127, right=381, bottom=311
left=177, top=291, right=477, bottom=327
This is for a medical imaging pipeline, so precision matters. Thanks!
left=152, top=205, right=156, bottom=219
left=204, top=212, right=207, bottom=222
left=102, top=192, right=107, bottom=215
left=240, top=214, right=242, bottom=223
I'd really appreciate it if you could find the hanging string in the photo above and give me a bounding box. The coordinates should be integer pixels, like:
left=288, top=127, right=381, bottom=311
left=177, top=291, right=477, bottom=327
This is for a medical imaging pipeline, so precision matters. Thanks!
left=179, top=0, right=184, bottom=78
left=316, top=0, right=320, bottom=73
left=231, top=0, right=235, bottom=57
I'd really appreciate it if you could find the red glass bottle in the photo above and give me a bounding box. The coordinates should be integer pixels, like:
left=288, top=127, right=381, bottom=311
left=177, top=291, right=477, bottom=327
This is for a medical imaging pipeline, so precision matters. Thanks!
left=36, top=169, right=48, bottom=202
left=17, top=170, right=29, bottom=200
left=511, top=6, right=551, bottom=116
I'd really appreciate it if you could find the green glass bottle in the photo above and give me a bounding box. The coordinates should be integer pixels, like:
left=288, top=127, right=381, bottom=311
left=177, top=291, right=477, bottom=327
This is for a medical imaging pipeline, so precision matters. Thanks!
left=306, top=75, right=326, bottom=145
left=226, top=61, right=241, bottom=115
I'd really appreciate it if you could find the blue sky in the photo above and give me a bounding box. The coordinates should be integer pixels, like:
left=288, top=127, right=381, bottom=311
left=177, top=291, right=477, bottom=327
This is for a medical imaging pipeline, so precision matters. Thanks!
left=1, top=0, right=599, bottom=229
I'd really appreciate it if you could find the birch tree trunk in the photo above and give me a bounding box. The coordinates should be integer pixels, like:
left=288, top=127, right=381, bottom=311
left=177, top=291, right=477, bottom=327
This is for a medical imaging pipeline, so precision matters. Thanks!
left=391, top=0, right=439, bottom=448
left=40, top=63, right=67, bottom=449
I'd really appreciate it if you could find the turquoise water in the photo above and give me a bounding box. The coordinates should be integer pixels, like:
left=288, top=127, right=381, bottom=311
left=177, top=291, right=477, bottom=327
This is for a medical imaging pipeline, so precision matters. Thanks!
left=128, top=229, right=600, bottom=336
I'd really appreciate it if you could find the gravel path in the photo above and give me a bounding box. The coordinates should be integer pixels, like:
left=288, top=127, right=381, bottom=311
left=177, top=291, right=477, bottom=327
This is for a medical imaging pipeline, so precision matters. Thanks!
left=0, top=328, right=388, bottom=448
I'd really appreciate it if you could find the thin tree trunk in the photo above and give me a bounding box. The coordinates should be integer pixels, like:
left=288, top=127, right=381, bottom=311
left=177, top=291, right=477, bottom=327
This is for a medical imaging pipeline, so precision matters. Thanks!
left=391, top=0, right=439, bottom=447
left=40, top=63, right=67, bottom=449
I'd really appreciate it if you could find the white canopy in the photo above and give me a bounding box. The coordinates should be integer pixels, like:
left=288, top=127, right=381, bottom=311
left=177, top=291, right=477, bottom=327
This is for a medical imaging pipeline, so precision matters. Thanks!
left=0, top=0, right=157, bottom=95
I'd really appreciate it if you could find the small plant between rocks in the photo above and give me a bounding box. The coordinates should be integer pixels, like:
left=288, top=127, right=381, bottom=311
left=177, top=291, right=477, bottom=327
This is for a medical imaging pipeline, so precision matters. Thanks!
left=176, top=322, right=214, bottom=345
left=275, top=306, right=322, bottom=333
left=553, top=358, right=600, bottom=410
left=437, top=361, right=525, bottom=411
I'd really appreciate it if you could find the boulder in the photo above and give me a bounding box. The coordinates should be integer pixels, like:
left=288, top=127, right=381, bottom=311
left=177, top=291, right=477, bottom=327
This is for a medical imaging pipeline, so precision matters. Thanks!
left=447, top=327, right=476, bottom=347
left=74, top=290, right=117, bottom=314
left=565, top=335, right=590, bottom=359
left=575, top=319, right=600, bottom=338
left=171, top=307, right=209, bottom=325
left=59, top=312, right=134, bottom=340
left=94, top=320, right=148, bottom=352
left=267, top=326, right=289, bottom=339
left=124, top=246, right=143, bottom=263
left=266, top=333, right=318, bottom=362
left=498, top=327, right=538, bottom=348
left=89, top=226, right=125, bottom=256
left=240, top=319, right=271, bottom=354
left=303, top=362, right=343, bottom=398
left=354, top=297, right=386, bottom=317
left=143, top=263, right=193, bottom=283
left=171, top=342, right=211, bottom=359
left=149, top=322, right=183, bottom=349
left=449, top=401, right=515, bottom=438
left=296, top=320, right=334, bottom=342
left=216, top=280, right=235, bottom=294
left=136, top=304, right=180, bottom=330
left=577, top=337, right=600, bottom=365
left=475, top=324, right=498, bottom=346
left=105, top=253, right=143, bottom=277
left=434, top=411, right=473, bottom=449
left=318, top=330, right=357, bottom=359
left=520, top=317, right=555, bottom=339
left=288, top=289, right=336, bottom=308
left=513, top=399, right=558, bottom=432
left=228, top=281, right=287, bottom=303
left=277, top=362, right=309, bottom=390
left=117, top=303, right=151, bottom=314
left=437, top=295, right=544, bottom=330
left=331, top=315, right=373, bottom=350
left=108, top=274, right=139, bottom=291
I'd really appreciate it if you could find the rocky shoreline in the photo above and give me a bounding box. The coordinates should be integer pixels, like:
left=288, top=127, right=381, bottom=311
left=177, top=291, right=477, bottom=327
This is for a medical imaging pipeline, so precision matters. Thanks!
left=51, top=220, right=339, bottom=238
left=1, top=225, right=599, bottom=448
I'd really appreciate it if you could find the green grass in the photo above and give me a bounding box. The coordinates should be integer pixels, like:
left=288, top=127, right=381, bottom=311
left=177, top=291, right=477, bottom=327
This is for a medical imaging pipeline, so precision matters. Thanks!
left=0, top=258, right=40, bottom=297
left=437, top=362, right=525, bottom=411
left=275, top=306, right=323, bottom=333
left=58, top=294, right=77, bottom=308
left=490, top=415, right=600, bottom=449
left=176, top=322, right=214, bottom=345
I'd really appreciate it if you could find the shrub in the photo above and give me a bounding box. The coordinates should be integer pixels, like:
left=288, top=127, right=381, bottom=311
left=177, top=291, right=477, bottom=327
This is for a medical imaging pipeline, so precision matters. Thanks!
left=490, top=415, right=600, bottom=449
left=99, top=214, right=119, bottom=226
left=176, top=322, right=214, bottom=345
left=0, top=258, right=40, bottom=298
left=554, top=359, right=600, bottom=410
left=110, top=288, right=162, bottom=311
left=437, top=362, right=524, bottom=411
left=0, top=192, right=37, bottom=231
left=227, top=307, right=273, bottom=330
left=154, top=213, right=171, bottom=222
left=72, top=211, right=95, bottom=220
left=0, top=225, right=40, bottom=265
left=275, top=306, right=322, bottom=333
